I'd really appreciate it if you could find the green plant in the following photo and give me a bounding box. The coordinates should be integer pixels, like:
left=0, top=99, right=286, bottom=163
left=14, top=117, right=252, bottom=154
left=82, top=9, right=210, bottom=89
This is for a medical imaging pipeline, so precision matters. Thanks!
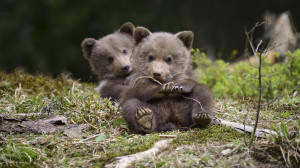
left=191, top=49, right=300, bottom=99
left=271, top=121, right=300, bottom=167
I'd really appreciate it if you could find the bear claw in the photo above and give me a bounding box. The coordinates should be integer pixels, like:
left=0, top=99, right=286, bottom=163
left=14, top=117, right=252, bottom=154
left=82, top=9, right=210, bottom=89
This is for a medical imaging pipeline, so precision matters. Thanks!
left=162, top=82, right=174, bottom=93
left=171, top=85, right=192, bottom=94
left=193, top=113, right=212, bottom=127
left=135, top=107, right=154, bottom=130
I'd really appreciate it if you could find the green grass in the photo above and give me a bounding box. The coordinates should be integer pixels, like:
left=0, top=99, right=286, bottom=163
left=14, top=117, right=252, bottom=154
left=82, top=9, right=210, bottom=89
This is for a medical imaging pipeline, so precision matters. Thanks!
left=0, top=62, right=299, bottom=167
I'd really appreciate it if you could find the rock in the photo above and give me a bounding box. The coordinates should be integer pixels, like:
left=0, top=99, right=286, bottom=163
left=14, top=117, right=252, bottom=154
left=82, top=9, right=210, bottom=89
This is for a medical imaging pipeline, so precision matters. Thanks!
left=221, top=149, right=232, bottom=155
left=63, top=124, right=90, bottom=138
left=0, top=115, right=89, bottom=137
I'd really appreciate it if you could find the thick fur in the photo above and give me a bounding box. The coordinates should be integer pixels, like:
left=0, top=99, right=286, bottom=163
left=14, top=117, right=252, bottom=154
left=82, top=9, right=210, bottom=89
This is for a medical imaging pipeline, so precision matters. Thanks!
left=81, top=22, right=135, bottom=101
left=120, top=27, right=215, bottom=134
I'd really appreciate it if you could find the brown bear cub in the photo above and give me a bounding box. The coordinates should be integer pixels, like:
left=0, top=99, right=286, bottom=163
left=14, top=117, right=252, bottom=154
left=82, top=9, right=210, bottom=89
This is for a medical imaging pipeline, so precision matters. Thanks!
left=81, top=22, right=135, bottom=101
left=120, top=27, right=215, bottom=134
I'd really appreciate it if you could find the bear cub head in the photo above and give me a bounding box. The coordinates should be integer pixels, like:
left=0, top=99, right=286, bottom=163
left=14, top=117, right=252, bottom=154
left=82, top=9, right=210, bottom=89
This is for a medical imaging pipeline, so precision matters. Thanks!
left=81, top=22, right=135, bottom=80
left=131, top=27, right=194, bottom=83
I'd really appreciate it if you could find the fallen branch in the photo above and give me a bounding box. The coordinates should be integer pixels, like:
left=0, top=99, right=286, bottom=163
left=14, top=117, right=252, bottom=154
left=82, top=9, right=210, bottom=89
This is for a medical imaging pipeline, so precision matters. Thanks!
left=13, top=113, right=43, bottom=117
left=218, top=119, right=278, bottom=138
left=105, top=139, right=172, bottom=168
left=159, top=134, right=177, bottom=138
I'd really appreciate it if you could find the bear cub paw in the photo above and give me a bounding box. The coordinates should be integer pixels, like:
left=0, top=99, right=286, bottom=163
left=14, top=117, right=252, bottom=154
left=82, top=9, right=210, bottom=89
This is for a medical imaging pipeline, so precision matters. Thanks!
left=135, top=107, right=154, bottom=131
left=193, top=113, right=212, bottom=127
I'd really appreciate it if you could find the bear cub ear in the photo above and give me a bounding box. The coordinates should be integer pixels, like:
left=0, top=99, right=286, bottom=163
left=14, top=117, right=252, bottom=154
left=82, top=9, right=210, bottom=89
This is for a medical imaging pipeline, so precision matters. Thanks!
left=81, top=38, right=97, bottom=60
left=119, top=22, right=135, bottom=36
left=133, top=26, right=151, bottom=44
left=176, top=31, right=194, bottom=49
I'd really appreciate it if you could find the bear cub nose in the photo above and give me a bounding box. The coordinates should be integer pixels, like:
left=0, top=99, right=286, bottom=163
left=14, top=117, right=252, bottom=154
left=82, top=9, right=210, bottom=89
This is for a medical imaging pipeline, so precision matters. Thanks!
left=122, top=65, right=131, bottom=72
left=153, top=72, right=161, bottom=77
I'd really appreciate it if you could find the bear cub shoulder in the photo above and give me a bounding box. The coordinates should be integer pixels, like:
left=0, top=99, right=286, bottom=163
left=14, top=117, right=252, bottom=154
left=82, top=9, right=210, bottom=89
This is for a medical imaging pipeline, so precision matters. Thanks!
left=81, top=22, right=135, bottom=101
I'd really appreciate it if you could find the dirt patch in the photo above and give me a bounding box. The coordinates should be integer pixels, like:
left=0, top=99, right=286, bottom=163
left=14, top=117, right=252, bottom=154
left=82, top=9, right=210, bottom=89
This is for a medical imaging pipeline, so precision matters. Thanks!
left=252, top=140, right=286, bottom=167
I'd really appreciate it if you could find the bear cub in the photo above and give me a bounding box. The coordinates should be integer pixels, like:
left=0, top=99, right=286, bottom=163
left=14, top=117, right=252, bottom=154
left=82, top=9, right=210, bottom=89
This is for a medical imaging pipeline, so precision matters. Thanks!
left=120, top=27, right=216, bottom=134
left=81, top=22, right=135, bottom=101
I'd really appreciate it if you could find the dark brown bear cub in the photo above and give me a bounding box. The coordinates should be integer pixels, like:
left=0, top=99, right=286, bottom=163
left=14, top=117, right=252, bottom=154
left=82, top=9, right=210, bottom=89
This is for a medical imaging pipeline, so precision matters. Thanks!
left=81, top=22, right=135, bottom=101
left=120, top=27, right=215, bottom=134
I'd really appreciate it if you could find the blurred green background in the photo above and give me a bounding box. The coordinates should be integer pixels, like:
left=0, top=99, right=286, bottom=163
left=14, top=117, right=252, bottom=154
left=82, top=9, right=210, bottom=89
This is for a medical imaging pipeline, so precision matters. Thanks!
left=0, top=0, right=299, bottom=82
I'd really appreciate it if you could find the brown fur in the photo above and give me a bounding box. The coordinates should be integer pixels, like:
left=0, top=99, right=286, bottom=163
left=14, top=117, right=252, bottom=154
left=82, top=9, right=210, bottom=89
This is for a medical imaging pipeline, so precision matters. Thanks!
left=120, top=27, right=215, bottom=134
left=81, top=22, right=135, bottom=101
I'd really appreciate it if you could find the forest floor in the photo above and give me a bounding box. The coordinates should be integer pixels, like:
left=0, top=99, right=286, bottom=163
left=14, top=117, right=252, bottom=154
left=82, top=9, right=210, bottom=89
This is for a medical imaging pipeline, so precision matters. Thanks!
left=0, top=70, right=299, bottom=168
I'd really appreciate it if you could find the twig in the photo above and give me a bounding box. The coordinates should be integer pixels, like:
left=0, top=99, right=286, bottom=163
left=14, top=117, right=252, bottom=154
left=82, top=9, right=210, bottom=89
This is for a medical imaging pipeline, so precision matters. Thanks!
left=181, top=95, right=206, bottom=112
left=78, top=133, right=104, bottom=143
left=280, top=146, right=289, bottom=167
left=261, top=73, right=282, bottom=77
left=248, top=52, right=263, bottom=146
left=243, top=110, right=249, bottom=145
left=132, top=76, right=162, bottom=87
left=255, top=40, right=263, bottom=53
left=241, top=72, right=258, bottom=79
left=245, top=22, right=265, bottom=64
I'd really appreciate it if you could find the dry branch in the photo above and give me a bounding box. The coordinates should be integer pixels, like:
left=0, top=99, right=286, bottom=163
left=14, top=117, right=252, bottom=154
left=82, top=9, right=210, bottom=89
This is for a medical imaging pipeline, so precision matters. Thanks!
left=218, top=119, right=278, bottom=138
left=105, top=139, right=172, bottom=168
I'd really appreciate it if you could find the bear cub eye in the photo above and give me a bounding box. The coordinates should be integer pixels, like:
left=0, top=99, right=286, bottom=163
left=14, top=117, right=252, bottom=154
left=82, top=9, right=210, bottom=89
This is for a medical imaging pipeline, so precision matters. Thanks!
left=123, top=49, right=127, bottom=55
left=107, top=56, right=114, bottom=62
left=166, top=57, right=172, bottom=64
left=148, top=55, right=154, bottom=62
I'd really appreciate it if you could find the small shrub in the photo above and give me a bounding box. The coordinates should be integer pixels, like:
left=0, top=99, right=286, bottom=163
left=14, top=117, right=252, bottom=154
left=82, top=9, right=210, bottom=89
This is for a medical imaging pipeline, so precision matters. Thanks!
left=191, top=49, right=300, bottom=100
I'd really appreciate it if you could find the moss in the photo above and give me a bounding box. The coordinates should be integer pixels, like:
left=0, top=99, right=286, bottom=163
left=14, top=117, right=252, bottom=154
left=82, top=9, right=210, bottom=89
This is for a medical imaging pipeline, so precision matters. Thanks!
left=172, top=125, right=247, bottom=146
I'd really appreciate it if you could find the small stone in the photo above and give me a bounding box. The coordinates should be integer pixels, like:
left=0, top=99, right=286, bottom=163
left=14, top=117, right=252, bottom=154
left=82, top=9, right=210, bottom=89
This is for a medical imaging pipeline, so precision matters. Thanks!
left=221, top=149, right=232, bottom=155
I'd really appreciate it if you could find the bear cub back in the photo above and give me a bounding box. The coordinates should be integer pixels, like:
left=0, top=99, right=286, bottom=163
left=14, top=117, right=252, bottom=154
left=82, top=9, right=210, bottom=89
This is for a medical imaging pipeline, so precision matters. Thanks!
left=81, top=22, right=135, bottom=101
left=120, top=27, right=215, bottom=134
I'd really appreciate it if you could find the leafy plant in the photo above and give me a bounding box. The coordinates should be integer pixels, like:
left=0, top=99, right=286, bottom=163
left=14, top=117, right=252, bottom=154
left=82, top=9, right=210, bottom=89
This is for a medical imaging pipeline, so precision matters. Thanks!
left=191, top=49, right=300, bottom=99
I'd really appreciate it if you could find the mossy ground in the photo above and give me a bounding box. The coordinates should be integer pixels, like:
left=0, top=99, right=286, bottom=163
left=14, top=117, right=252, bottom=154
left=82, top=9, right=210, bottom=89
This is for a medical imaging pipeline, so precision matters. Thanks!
left=0, top=70, right=299, bottom=167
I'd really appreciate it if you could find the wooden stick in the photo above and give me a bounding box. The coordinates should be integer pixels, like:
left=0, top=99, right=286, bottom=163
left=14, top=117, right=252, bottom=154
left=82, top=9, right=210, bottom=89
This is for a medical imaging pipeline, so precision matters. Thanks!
left=105, top=139, right=172, bottom=168
left=218, top=119, right=279, bottom=138
left=159, top=134, right=177, bottom=138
